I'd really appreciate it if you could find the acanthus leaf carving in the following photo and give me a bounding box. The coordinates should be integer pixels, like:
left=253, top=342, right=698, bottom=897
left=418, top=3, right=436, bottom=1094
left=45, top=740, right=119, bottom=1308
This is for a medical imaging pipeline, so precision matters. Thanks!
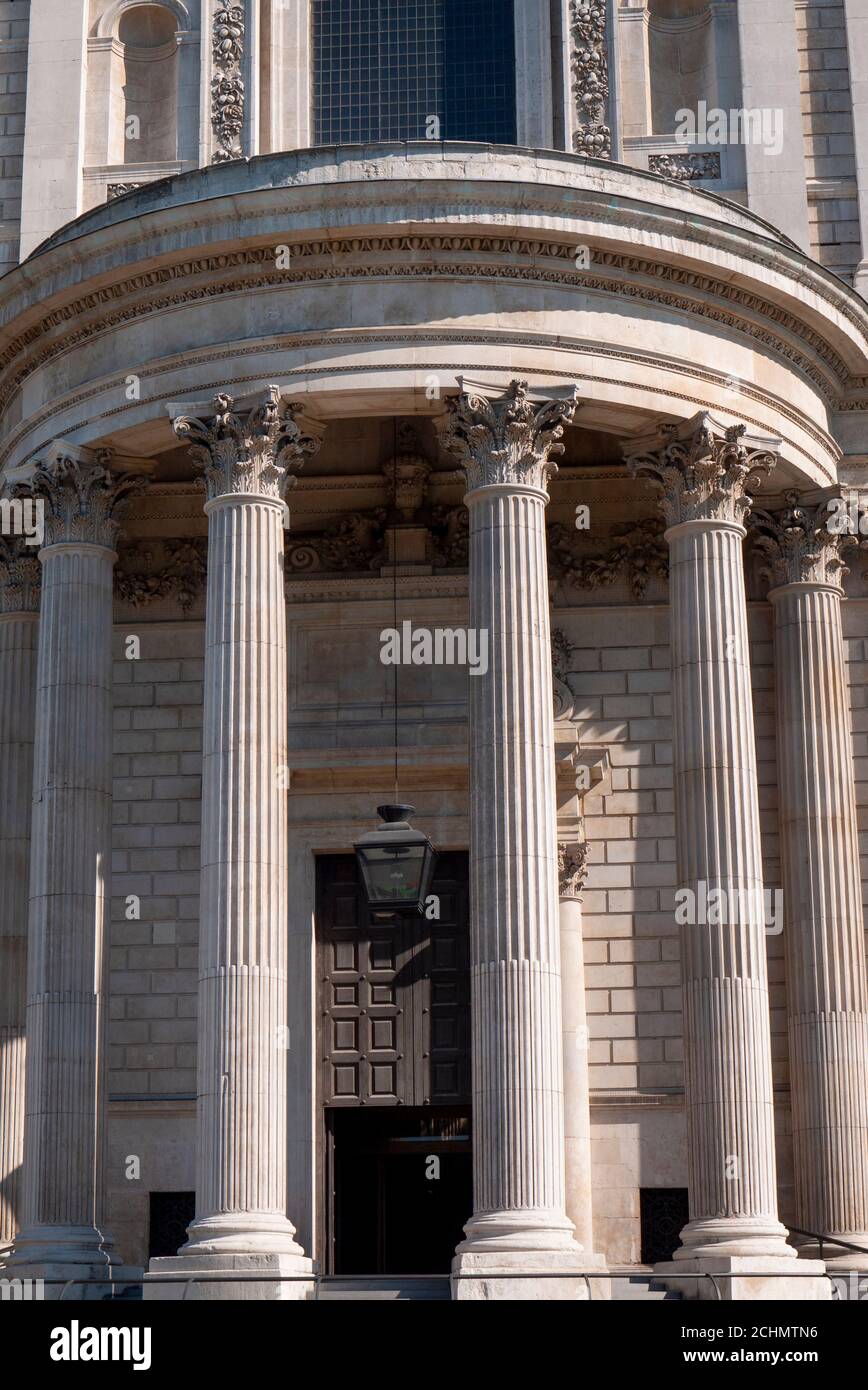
left=173, top=387, right=321, bottom=502
left=24, top=453, right=146, bottom=550
left=626, top=413, right=779, bottom=528
left=749, top=490, right=858, bottom=590
left=0, top=533, right=41, bottom=614
left=558, top=840, right=591, bottom=898
left=440, top=379, right=580, bottom=494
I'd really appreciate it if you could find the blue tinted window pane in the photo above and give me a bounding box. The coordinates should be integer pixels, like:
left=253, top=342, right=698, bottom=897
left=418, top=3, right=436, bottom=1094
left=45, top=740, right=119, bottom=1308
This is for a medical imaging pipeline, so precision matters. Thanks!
left=312, top=0, right=516, bottom=145
left=443, top=0, right=515, bottom=143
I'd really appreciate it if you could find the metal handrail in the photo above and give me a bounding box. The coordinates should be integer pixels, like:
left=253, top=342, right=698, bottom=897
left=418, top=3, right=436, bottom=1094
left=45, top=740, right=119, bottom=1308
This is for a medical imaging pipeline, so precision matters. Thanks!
left=786, top=1225, right=868, bottom=1262
left=14, top=1265, right=847, bottom=1300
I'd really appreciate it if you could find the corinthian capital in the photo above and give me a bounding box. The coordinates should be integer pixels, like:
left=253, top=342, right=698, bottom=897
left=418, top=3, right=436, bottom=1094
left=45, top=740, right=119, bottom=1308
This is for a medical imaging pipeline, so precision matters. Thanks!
left=750, top=490, right=856, bottom=590
left=173, top=387, right=322, bottom=503
left=440, top=379, right=580, bottom=495
left=626, top=412, right=779, bottom=528
left=0, top=535, right=40, bottom=614
left=558, top=841, right=590, bottom=899
left=26, top=451, right=146, bottom=550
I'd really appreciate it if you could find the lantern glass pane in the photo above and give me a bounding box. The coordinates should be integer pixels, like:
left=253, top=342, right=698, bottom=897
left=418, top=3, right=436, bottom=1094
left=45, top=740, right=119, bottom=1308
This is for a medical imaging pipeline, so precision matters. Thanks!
left=358, top=844, right=426, bottom=904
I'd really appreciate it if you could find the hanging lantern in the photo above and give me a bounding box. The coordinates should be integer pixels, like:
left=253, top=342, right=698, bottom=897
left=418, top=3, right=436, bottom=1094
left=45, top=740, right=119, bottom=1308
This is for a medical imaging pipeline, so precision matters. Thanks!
left=354, top=805, right=437, bottom=911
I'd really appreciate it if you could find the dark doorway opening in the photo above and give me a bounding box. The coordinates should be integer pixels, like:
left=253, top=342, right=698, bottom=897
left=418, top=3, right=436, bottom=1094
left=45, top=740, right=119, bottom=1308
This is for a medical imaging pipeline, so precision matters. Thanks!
left=148, top=1191, right=195, bottom=1260
left=330, top=1107, right=471, bottom=1275
left=640, top=1187, right=690, bottom=1264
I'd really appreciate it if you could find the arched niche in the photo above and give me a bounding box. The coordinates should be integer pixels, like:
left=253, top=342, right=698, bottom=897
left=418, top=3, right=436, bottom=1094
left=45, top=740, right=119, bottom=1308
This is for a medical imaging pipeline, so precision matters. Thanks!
left=95, top=0, right=191, bottom=40
left=113, top=3, right=180, bottom=163
left=647, top=0, right=715, bottom=136
left=85, top=0, right=197, bottom=202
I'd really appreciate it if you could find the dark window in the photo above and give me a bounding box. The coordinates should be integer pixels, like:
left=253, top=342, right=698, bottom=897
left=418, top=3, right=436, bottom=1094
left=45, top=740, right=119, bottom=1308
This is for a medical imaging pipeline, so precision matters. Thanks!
left=312, top=0, right=516, bottom=145
left=148, top=1191, right=196, bottom=1260
left=640, top=1187, right=690, bottom=1265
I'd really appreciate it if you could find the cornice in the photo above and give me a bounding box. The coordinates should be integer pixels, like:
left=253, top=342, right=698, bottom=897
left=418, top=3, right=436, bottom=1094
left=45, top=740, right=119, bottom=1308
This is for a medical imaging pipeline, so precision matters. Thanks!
left=0, top=237, right=853, bottom=420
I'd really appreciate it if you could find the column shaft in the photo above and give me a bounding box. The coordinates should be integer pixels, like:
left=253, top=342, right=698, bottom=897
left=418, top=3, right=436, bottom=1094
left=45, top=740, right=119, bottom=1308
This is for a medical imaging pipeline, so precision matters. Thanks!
left=190, top=495, right=299, bottom=1244
left=772, top=581, right=868, bottom=1259
left=468, top=486, right=566, bottom=1222
left=442, top=380, right=586, bottom=1299
left=13, top=544, right=115, bottom=1261
left=669, top=520, right=784, bottom=1249
left=0, top=611, right=38, bottom=1257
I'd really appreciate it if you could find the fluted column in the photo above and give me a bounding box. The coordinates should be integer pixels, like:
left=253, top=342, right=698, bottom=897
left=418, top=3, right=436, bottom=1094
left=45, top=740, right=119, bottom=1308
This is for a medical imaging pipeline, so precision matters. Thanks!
left=0, top=542, right=40, bottom=1262
left=441, top=380, right=587, bottom=1299
left=752, top=493, right=868, bottom=1267
left=558, top=842, right=602, bottom=1266
left=147, top=389, right=321, bottom=1300
left=628, top=415, right=828, bottom=1299
left=6, top=453, right=143, bottom=1288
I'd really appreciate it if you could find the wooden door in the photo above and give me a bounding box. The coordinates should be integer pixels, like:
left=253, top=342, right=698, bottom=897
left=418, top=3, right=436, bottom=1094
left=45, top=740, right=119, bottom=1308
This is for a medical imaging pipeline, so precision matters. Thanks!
left=316, top=852, right=471, bottom=1273
left=316, top=852, right=471, bottom=1109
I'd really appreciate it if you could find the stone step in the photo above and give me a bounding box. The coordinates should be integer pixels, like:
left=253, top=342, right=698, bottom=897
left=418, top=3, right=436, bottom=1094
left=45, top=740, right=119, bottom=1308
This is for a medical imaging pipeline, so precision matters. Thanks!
left=610, top=1276, right=683, bottom=1302
left=317, top=1278, right=452, bottom=1302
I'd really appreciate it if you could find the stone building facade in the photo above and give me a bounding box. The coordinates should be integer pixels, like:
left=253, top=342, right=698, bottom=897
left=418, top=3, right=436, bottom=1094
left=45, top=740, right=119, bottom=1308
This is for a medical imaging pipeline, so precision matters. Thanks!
left=0, top=0, right=867, bottom=1300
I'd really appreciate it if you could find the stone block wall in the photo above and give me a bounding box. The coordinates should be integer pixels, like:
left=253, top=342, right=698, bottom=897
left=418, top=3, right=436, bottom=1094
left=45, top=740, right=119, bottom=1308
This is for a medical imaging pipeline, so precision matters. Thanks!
left=0, top=0, right=28, bottom=274
left=797, top=0, right=862, bottom=279
left=109, top=621, right=204, bottom=1102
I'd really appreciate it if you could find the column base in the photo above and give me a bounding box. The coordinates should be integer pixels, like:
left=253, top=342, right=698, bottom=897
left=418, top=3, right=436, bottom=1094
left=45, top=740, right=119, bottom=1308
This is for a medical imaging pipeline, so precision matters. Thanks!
left=451, top=1251, right=598, bottom=1301
left=3, top=1223, right=140, bottom=1299
left=655, top=1255, right=830, bottom=1302
left=791, top=1235, right=868, bottom=1273
left=145, top=1252, right=315, bottom=1301
left=0, top=1262, right=143, bottom=1300
left=674, top=1215, right=798, bottom=1260
left=452, top=1209, right=593, bottom=1300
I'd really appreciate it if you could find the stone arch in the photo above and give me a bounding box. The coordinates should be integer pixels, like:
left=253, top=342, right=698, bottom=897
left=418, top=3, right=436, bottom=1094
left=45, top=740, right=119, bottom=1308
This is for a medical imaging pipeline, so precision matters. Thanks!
left=647, top=0, right=709, bottom=15
left=95, top=0, right=192, bottom=40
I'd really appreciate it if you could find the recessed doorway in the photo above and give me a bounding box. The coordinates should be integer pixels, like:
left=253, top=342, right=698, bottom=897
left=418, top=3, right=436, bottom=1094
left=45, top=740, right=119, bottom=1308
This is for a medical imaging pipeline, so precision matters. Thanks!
left=316, top=851, right=472, bottom=1275
left=330, top=1108, right=472, bottom=1275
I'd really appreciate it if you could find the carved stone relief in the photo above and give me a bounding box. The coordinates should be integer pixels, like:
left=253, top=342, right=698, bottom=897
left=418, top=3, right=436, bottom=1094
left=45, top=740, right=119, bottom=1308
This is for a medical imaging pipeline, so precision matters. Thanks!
left=548, top=517, right=669, bottom=599
left=211, top=4, right=245, bottom=164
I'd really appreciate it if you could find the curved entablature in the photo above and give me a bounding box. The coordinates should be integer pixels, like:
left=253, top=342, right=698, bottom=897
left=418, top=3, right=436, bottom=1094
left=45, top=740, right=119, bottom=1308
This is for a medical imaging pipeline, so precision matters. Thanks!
left=0, top=146, right=865, bottom=490
left=30, top=143, right=805, bottom=256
